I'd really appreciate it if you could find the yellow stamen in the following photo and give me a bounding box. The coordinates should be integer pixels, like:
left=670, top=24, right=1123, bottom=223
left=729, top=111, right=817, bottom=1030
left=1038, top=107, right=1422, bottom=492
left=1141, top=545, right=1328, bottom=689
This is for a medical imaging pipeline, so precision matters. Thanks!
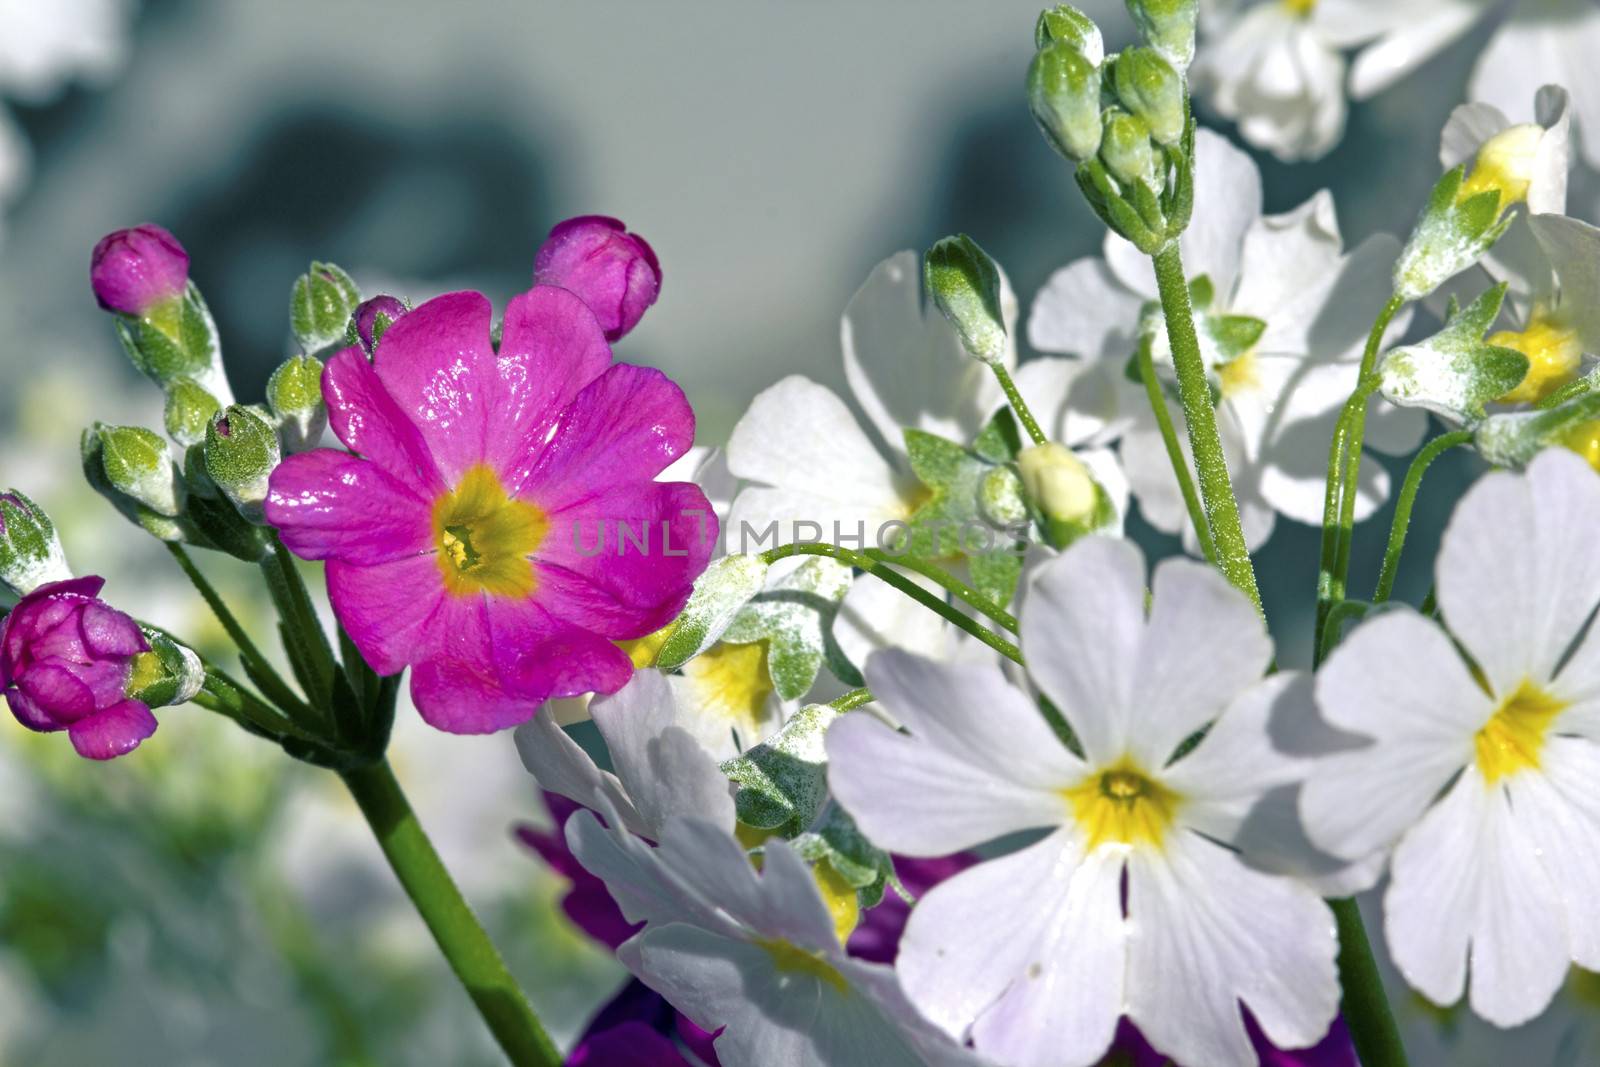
left=1491, top=310, right=1582, bottom=404
left=755, top=938, right=849, bottom=992
left=1064, top=756, right=1181, bottom=851
left=432, top=465, right=548, bottom=598
left=1475, top=680, right=1566, bottom=784
left=1282, top=0, right=1316, bottom=15
left=1557, top=419, right=1600, bottom=472
left=681, top=641, right=774, bottom=733
left=1458, top=123, right=1544, bottom=211
left=813, top=861, right=861, bottom=945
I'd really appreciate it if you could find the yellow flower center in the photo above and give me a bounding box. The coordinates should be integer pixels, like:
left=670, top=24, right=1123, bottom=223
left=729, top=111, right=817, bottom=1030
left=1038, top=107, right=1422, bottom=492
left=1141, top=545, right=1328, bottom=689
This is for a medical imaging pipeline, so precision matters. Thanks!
left=1458, top=123, right=1544, bottom=212
left=1217, top=349, right=1261, bottom=399
left=813, top=861, right=861, bottom=945
left=1491, top=310, right=1582, bottom=404
left=681, top=641, right=774, bottom=733
left=1064, top=757, right=1181, bottom=851
left=1281, top=0, right=1316, bottom=15
left=1475, top=680, right=1566, bottom=784
left=755, top=938, right=849, bottom=992
left=1557, top=418, right=1600, bottom=472
left=432, top=465, right=548, bottom=598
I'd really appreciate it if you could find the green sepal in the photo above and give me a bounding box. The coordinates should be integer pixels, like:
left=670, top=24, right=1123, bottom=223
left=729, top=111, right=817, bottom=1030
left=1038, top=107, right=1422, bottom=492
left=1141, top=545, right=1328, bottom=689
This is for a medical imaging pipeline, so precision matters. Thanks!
left=722, top=557, right=852, bottom=700
left=721, top=702, right=839, bottom=836
left=656, top=554, right=772, bottom=671
left=1378, top=283, right=1529, bottom=423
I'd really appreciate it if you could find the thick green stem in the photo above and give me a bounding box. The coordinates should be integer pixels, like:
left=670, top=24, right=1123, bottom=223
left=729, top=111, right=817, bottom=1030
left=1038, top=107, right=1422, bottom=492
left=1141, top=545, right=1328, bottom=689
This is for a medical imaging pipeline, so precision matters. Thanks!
left=760, top=542, right=1022, bottom=663
left=1331, top=897, right=1410, bottom=1067
left=1136, top=336, right=1217, bottom=564
left=341, top=760, right=561, bottom=1067
left=1372, top=431, right=1471, bottom=605
left=1150, top=243, right=1261, bottom=611
left=990, top=363, right=1048, bottom=446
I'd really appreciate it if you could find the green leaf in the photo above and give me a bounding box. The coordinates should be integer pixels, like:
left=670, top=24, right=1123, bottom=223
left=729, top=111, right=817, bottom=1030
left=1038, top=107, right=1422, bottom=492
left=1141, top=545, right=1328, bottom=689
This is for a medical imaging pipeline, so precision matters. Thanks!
left=1378, top=283, right=1530, bottom=423
left=722, top=558, right=851, bottom=700
left=656, top=555, right=771, bottom=670
left=900, top=427, right=1028, bottom=604
left=793, top=804, right=895, bottom=909
left=721, top=703, right=839, bottom=836
left=972, top=407, right=1023, bottom=464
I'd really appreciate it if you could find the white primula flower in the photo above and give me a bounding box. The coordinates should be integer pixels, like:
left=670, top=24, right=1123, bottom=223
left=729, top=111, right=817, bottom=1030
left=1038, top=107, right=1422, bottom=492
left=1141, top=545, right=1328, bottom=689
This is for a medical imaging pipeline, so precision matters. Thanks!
left=1031, top=129, right=1422, bottom=552
left=1192, top=0, right=1465, bottom=161
left=827, top=537, right=1341, bottom=1067
left=728, top=251, right=1126, bottom=666
left=1302, top=449, right=1600, bottom=1027
left=1468, top=0, right=1600, bottom=172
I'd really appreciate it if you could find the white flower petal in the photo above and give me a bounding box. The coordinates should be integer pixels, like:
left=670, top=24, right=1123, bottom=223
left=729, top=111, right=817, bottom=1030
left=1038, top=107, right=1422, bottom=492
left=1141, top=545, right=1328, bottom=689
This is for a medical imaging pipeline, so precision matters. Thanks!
left=1439, top=101, right=1512, bottom=168
left=1350, top=0, right=1487, bottom=100
left=1302, top=609, right=1489, bottom=860
left=832, top=569, right=952, bottom=670
left=1229, top=191, right=1345, bottom=345
left=1125, top=556, right=1272, bottom=769
left=1126, top=832, right=1340, bottom=1067
left=1021, top=536, right=1147, bottom=764
left=1385, top=769, right=1568, bottom=1027
left=1530, top=213, right=1600, bottom=356
left=897, top=830, right=1121, bottom=1067
left=514, top=709, right=645, bottom=837
left=1026, top=258, right=1143, bottom=363
left=566, top=809, right=727, bottom=929
left=1013, top=356, right=1143, bottom=448
left=1512, top=737, right=1600, bottom=970
left=842, top=251, right=1013, bottom=453
left=1437, top=449, right=1600, bottom=695
left=829, top=652, right=1081, bottom=854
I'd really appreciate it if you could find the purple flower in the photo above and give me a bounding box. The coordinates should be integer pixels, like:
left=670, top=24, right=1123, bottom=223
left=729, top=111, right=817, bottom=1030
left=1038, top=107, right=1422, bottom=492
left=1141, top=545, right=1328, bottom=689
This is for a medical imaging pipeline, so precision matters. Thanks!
left=89, top=224, right=190, bottom=316
left=350, top=295, right=408, bottom=355
left=517, top=791, right=642, bottom=950
left=265, top=287, right=715, bottom=734
left=534, top=216, right=662, bottom=341
left=0, top=576, right=156, bottom=759
left=567, top=1020, right=689, bottom=1067
left=1104, top=1014, right=1359, bottom=1066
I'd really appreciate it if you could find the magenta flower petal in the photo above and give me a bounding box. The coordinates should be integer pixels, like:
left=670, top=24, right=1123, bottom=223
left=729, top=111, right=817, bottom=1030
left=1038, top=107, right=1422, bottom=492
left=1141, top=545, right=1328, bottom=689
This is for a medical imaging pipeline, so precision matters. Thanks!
left=267, top=450, right=434, bottom=565
left=351, top=294, right=408, bottom=354
left=490, top=605, right=634, bottom=702
left=67, top=699, right=158, bottom=760
left=89, top=224, right=189, bottom=315
left=16, top=663, right=98, bottom=717
left=322, top=347, right=446, bottom=495
left=371, top=291, right=500, bottom=483
left=3, top=688, right=56, bottom=731
left=515, top=364, right=695, bottom=509
left=327, top=555, right=448, bottom=676
left=79, top=601, right=148, bottom=658
left=534, top=215, right=661, bottom=342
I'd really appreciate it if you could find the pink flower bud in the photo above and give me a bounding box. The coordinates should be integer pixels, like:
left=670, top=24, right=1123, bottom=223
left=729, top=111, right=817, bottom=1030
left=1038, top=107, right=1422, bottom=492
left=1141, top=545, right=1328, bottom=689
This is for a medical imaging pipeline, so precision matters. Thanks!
left=0, top=576, right=157, bottom=759
left=350, top=294, right=408, bottom=355
left=89, top=224, right=190, bottom=316
left=533, top=215, right=661, bottom=341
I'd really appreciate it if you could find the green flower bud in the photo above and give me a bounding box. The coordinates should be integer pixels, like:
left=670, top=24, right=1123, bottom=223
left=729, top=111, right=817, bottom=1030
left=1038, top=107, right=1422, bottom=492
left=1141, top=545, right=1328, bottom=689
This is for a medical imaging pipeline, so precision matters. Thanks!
left=1027, top=42, right=1103, bottom=163
left=1017, top=442, right=1110, bottom=547
left=1125, top=0, right=1197, bottom=72
left=979, top=465, right=1029, bottom=528
left=81, top=425, right=189, bottom=542
left=1476, top=391, right=1600, bottom=469
left=126, top=628, right=204, bottom=708
left=204, top=405, right=281, bottom=524
left=110, top=282, right=234, bottom=405
left=1114, top=48, right=1185, bottom=146
left=164, top=377, right=222, bottom=448
left=290, top=261, right=360, bottom=352
left=1100, top=109, right=1158, bottom=190
left=267, top=354, right=327, bottom=453
left=0, top=490, right=71, bottom=595
left=924, top=235, right=1008, bottom=365
left=1034, top=5, right=1103, bottom=65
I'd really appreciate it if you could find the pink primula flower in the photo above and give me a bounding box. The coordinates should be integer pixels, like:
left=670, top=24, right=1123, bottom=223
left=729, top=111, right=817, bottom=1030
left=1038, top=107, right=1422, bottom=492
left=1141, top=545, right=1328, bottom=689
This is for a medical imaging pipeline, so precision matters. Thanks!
left=265, top=286, right=714, bottom=734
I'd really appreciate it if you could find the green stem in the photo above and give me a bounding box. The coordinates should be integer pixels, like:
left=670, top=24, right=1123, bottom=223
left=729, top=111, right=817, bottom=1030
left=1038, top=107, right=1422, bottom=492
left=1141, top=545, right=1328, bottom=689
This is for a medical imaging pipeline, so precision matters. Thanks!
left=760, top=542, right=1022, bottom=664
left=1136, top=336, right=1217, bottom=564
left=340, top=760, right=561, bottom=1067
left=194, top=665, right=314, bottom=742
left=991, top=363, right=1048, bottom=446
left=830, top=687, right=874, bottom=712
left=1314, top=382, right=1378, bottom=653
left=261, top=536, right=340, bottom=707
left=1534, top=372, right=1593, bottom=409
left=1331, top=897, right=1410, bottom=1067
left=1149, top=242, right=1261, bottom=612
left=1372, top=431, right=1471, bottom=605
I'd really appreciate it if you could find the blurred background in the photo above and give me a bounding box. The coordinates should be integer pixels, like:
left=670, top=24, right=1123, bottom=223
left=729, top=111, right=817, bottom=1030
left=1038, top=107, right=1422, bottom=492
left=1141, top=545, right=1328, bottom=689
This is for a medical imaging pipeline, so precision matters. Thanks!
left=0, top=1, right=1593, bottom=1064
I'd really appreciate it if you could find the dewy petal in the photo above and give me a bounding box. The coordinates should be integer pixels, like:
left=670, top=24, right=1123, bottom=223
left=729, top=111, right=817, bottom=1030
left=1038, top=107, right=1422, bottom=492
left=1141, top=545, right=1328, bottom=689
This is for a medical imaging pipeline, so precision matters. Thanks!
left=842, top=250, right=1012, bottom=452
left=327, top=555, right=448, bottom=676
left=514, top=363, right=696, bottom=514
left=321, top=347, right=446, bottom=495
left=1385, top=768, right=1568, bottom=1027
left=66, top=699, right=158, bottom=760
left=487, top=597, right=635, bottom=708
left=1512, top=737, right=1600, bottom=970
left=897, top=829, right=1120, bottom=1067
left=1229, top=192, right=1346, bottom=351
left=829, top=651, right=1082, bottom=855
left=371, top=290, right=498, bottom=484
left=1437, top=450, right=1600, bottom=694
left=1302, top=610, right=1487, bottom=861
left=1026, top=257, right=1142, bottom=364
left=1125, top=556, right=1272, bottom=769
left=1021, top=537, right=1146, bottom=765
left=265, top=450, right=433, bottom=565
left=1126, top=832, right=1339, bottom=1067
left=78, top=601, right=147, bottom=658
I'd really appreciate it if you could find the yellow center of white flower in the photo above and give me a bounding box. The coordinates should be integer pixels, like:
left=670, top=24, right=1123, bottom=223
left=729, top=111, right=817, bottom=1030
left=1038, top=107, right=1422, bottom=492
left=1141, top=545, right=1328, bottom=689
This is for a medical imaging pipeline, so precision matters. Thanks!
left=680, top=641, right=775, bottom=733
left=1491, top=309, right=1582, bottom=404
left=432, top=465, right=548, bottom=598
left=1281, top=0, right=1316, bottom=16
left=1217, top=349, right=1261, bottom=399
left=812, top=861, right=861, bottom=944
left=1475, top=680, right=1566, bottom=784
left=1458, top=123, right=1544, bottom=211
left=1557, top=419, right=1600, bottom=472
left=1064, top=757, right=1181, bottom=851
left=755, top=937, right=850, bottom=991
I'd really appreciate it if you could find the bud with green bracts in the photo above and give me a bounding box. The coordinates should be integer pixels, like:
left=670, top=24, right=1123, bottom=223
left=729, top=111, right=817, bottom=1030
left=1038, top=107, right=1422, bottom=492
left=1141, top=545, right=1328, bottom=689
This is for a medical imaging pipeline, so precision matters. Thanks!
left=1100, top=109, right=1158, bottom=190
left=290, top=261, right=360, bottom=352
left=267, top=354, right=327, bottom=453
left=1016, top=442, right=1113, bottom=547
left=164, top=377, right=222, bottom=448
left=1125, top=0, right=1197, bottom=72
left=0, top=490, right=71, bottom=595
left=1114, top=48, right=1185, bottom=146
left=1034, top=4, right=1102, bottom=65
left=924, top=235, right=1008, bottom=365
left=81, top=425, right=189, bottom=542
left=1028, top=41, right=1103, bottom=163
left=204, top=405, right=281, bottom=524
left=126, top=628, right=205, bottom=708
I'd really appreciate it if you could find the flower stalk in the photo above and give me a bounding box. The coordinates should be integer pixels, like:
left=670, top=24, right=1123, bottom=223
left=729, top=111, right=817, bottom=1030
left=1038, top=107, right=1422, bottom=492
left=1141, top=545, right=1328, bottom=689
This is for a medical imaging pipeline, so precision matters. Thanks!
left=1372, top=431, right=1472, bottom=605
